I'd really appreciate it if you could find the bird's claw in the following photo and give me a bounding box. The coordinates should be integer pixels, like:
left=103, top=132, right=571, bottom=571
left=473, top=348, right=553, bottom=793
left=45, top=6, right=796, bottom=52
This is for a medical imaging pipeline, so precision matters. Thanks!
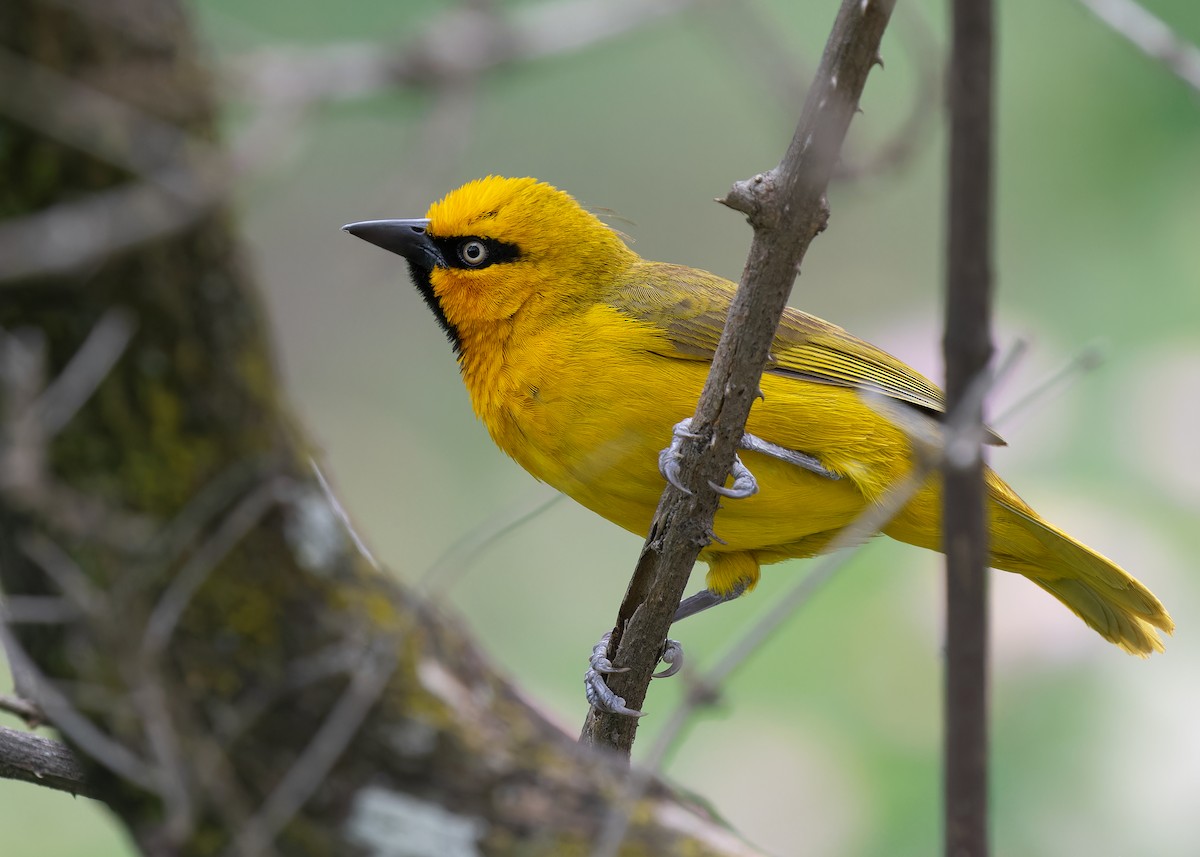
left=584, top=671, right=645, bottom=718
left=653, top=638, right=684, bottom=678
left=584, top=633, right=685, bottom=717
left=708, top=453, right=758, bottom=498
left=659, top=418, right=760, bottom=499
left=658, top=419, right=700, bottom=494
left=588, top=632, right=628, bottom=675
left=585, top=633, right=644, bottom=717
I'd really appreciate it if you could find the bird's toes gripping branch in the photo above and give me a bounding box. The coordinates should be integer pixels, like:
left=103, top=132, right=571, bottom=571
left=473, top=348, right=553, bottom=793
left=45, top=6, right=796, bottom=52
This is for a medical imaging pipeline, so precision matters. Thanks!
left=657, top=418, right=702, bottom=495
left=657, top=418, right=841, bottom=498
left=584, top=632, right=685, bottom=718
left=658, top=417, right=760, bottom=498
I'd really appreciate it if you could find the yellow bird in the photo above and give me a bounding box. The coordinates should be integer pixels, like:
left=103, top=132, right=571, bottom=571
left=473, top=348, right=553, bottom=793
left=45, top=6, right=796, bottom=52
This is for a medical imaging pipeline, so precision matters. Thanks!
left=344, top=176, right=1172, bottom=660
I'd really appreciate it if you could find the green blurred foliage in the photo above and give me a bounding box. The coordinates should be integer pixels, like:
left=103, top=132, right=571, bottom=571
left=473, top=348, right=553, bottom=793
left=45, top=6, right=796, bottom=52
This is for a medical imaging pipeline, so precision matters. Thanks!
left=4, top=0, right=1198, bottom=854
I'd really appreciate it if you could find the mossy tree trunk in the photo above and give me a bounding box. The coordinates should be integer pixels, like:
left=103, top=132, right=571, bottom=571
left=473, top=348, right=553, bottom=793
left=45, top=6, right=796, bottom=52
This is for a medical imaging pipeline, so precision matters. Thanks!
left=0, top=2, right=761, bottom=854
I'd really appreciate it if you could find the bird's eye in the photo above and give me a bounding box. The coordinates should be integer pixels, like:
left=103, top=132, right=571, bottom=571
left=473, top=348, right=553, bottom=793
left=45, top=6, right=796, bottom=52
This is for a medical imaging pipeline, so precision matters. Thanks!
left=458, top=240, right=489, bottom=267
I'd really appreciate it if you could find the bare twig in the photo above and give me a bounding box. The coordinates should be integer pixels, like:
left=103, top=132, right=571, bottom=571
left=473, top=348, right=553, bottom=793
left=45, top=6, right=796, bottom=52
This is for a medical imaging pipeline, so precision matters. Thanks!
left=0, top=327, right=48, bottom=495
left=0, top=622, right=157, bottom=792
left=224, top=636, right=398, bottom=857
left=230, top=0, right=699, bottom=106
left=311, top=459, right=380, bottom=571
left=943, top=0, right=995, bottom=853
left=0, top=693, right=45, bottom=727
left=0, top=725, right=97, bottom=800
left=0, top=47, right=210, bottom=187
left=0, top=322, right=154, bottom=545
left=420, top=490, right=562, bottom=596
left=0, top=44, right=231, bottom=282
left=131, top=675, right=194, bottom=842
left=30, top=309, right=138, bottom=437
left=579, top=0, right=897, bottom=757
left=993, top=343, right=1103, bottom=427
left=0, top=596, right=83, bottom=624
left=0, top=0, right=701, bottom=285
left=1076, top=0, right=1200, bottom=93
left=141, top=476, right=290, bottom=657
left=0, top=161, right=226, bottom=283
left=17, top=533, right=106, bottom=618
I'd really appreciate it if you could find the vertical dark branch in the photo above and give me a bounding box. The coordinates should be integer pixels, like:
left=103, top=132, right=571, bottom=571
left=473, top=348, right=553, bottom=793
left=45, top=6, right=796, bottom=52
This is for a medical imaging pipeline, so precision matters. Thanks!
left=943, top=0, right=994, bottom=855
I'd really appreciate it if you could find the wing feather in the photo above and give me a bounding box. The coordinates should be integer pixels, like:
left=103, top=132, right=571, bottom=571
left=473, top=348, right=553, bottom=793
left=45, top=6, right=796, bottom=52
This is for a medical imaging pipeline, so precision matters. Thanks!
left=607, top=262, right=1004, bottom=444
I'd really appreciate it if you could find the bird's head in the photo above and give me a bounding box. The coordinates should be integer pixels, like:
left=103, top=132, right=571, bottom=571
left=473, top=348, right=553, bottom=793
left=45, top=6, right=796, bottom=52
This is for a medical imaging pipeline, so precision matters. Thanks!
left=344, top=176, right=636, bottom=352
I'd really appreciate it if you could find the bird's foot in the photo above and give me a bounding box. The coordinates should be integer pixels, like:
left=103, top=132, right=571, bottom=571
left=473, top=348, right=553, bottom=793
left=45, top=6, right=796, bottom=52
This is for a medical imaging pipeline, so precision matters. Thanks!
left=584, top=633, right=685, bottom=717
left=658, top=418, right=838, bottom=497
left=655, top=638, right=684, bottom=678
left=658, top=419, right=702, bottom=495
left=737, top=433, right=840, bottom=481
left=673, top=583, right=747, bottom=622
left=584, top=632, right=642, bottom=717
left=657, top=418, right=758, bottom=498
left=709, top=453, right=758, bottom=498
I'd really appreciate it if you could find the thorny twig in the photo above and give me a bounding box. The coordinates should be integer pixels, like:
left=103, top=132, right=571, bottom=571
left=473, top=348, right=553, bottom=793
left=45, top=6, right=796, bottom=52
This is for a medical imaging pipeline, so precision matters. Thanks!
left=580, top=0, right=898, bottom=758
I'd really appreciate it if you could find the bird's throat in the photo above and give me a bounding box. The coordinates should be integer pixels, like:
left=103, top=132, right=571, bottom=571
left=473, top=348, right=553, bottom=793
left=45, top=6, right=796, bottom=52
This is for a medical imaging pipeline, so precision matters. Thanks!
left=456, top=319, right=517, bottom=427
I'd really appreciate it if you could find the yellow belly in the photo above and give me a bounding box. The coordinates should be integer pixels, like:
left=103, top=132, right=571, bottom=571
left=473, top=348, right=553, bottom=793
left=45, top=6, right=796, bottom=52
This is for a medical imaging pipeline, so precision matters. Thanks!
left=479, top=314, right=921, bottom=560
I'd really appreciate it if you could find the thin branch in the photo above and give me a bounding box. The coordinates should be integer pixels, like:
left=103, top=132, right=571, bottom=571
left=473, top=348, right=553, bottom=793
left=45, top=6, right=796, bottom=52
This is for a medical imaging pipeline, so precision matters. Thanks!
left=223, top=636, right=398, bottom=857
left=0, top=725, right=98, bottom=800
left=229, top=0, right=699, bottom=107
left=0, top=621, right=157, bottom=793
left=0, top=159, right=226, bottom=283
left=992, top=343, right=1102, bottom=427
left=18, top=532, right=107, bottom=618
left=311, top=459, right=380, bottom=571
left=141, top=476, right=289, bottom=657
left=419, top=490, right=562, bottom=597
left=1076, top=0, right=1200, bottom=93
left=0, top=693, right=45, bottom=727
left=943, top=0, right=995, bottom=853
left=0, top=0, right=699, bottom=285
left=0, top=46, right=209, bottom=188
left=29, top=309, right=138, bottom=437
left=0, top=323, right=155, bottom=546
left=579, top=0, right=897, bottom=757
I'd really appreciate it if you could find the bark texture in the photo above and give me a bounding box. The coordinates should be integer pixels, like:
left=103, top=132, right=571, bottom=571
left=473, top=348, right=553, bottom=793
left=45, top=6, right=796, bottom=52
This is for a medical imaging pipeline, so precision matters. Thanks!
left=0, top=2, right=764, bottom=854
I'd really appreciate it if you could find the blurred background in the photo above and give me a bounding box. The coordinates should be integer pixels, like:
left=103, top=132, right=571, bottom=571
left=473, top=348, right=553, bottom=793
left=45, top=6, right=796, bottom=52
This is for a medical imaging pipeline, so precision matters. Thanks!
left=3, top=0, right=1198, bottom=854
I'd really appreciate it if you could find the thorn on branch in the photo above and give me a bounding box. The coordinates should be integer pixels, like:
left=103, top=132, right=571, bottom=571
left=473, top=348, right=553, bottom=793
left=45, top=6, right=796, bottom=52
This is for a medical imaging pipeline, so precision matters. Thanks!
left=717, top=171, right=777, bottom=226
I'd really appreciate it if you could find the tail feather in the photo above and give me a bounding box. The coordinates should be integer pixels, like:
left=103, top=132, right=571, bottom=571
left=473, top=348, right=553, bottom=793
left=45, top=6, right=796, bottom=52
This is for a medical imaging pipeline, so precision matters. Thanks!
left=1033, top=577, right=1166, bottom=656
left=988, top=482, right=1173, bottom=656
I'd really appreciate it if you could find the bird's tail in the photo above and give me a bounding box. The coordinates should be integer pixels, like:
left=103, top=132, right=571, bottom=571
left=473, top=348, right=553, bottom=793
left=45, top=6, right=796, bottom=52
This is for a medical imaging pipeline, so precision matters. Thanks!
left=986, top=475, right=1173, bottom=656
